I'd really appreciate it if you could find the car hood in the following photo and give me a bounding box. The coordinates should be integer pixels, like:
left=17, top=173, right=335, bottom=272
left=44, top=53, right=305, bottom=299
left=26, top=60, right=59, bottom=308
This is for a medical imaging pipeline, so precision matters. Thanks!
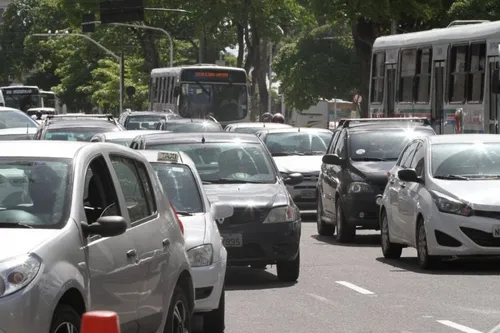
left=434, top=180, right=500, bottom=210
left=179, top=214, right=206, bottom=250
left=273, top=155, right=323, bottom=174
left=204, top=183, right=289, bottom=207
left=350, top=161, right=395, bottom=186
left=0, top=229, right=61, bottom=261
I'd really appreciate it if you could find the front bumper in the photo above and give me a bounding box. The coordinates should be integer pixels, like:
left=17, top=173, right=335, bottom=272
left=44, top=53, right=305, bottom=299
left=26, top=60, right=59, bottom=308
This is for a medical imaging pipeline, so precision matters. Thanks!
left=192, top=258, right=226, bottom=313
left=426, top=206, right=500, bottom=256
left=220, top=221, right=301, bottom=265
left=341, top=193, right=381, bottom=229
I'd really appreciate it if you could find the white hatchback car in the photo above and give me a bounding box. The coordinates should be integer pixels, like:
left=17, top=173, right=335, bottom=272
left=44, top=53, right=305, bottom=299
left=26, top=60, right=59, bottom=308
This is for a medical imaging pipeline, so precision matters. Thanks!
left=138, top=150, right=233, bottom=332
left=380, top=134, right=500, bottom=269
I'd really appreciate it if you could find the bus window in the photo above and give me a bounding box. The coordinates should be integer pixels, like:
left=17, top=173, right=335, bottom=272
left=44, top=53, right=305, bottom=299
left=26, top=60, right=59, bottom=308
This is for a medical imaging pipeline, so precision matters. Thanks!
left=468, top=42, right=486, bottom=103
left=449, top=45, right=468, bottom=103
left=399, top=49, right=417, bottom=102
left=370, top=52, right=385, bottom=103
left=416, top=48, right=432, bottom=103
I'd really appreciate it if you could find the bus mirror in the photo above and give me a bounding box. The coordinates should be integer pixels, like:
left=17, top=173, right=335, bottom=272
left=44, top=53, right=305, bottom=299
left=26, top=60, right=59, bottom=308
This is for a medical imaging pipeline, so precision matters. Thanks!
left=492, top=70, right=500, bottom=94
left=173, top=86, right=180, bottom=97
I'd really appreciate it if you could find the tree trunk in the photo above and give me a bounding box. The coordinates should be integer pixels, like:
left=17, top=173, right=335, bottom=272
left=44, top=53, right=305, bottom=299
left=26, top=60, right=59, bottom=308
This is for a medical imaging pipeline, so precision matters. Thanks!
left=258, top=38, right=269, bottom=116
left=236, top=23, right=245, bottom=67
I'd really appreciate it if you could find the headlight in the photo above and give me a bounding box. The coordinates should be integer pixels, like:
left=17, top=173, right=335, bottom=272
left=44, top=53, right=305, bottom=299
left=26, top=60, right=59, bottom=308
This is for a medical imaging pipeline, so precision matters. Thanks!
left=430, top=190, right=472, bottom=216
left=187, top=244, right=213, bottom=267
left=0, top=254, right=41, bottom=298
left=348, top=182, right=373, bottom=194
left=263, top=205, right=299, bottom=223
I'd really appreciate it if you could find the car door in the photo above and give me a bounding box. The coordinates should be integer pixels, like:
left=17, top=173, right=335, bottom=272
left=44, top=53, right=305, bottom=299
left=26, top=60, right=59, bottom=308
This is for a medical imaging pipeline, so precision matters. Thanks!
left=399, top=141, right=425, bottom=243
left=321, top=130, right=341, bottom=216
left=83, top=154, right=141, bottom=333
left=329, top=130, right=347, bottom=214
left=108, top=154, right=172, bottom=333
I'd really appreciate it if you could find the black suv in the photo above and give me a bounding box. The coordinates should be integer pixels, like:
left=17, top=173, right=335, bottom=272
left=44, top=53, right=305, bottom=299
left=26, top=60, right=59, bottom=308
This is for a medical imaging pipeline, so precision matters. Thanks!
left=33, top=114, right=124, bottom=141
left=316, top=119, right=436, bottom=242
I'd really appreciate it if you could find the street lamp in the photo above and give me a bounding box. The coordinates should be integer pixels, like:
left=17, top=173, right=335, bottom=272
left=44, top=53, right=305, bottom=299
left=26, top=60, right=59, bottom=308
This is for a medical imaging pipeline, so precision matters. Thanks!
left=30, top=32, right=124, bottom=114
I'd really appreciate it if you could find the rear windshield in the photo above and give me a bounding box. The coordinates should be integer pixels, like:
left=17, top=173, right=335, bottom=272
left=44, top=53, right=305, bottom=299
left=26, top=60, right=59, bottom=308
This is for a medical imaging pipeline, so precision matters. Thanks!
left=165, top=122, right=222, bottom=132
left=44, top=127, right=120, bottom=141
left=126, top=115, right=164, bottom=130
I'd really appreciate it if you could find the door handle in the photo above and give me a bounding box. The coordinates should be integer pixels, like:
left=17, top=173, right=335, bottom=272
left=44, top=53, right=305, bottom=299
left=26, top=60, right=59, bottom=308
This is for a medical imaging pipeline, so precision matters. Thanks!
left=126, top=249, right=137, bottom=258
left=162, top=238, right=171, bottom=247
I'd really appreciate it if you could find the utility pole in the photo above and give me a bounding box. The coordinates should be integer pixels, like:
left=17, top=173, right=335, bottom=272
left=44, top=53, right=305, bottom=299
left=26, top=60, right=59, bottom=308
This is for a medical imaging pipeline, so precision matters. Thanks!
left=120, top=51, right=125, bottom=115
left=267, top=42, right=273, bottom=114
left=391, top=20, right=397, bottom=34
left=199, top=28, right=204, bottom=63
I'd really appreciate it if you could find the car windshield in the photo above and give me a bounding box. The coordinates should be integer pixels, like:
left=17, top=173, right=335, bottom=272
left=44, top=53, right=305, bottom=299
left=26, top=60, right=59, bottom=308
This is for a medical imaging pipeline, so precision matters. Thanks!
left=150, top=163, right=203, bottom=213
left=165, top=122, right=222, bottom=132
left=0, top=158, right=71, bottom=228
left=44, top=127, right=119, bottom=141
left=349, top=128, right=434, bottom=161
left=126, top=115, right=164, bottom=130
left=432, top=142, right=500, bottom=179
left=146, top=142, right=276, bottom=184
left=0, top=111, right=38, bottom=129
left=264, top=132, right=333, bottom=156
left=106, top=138, right=133, bottom=146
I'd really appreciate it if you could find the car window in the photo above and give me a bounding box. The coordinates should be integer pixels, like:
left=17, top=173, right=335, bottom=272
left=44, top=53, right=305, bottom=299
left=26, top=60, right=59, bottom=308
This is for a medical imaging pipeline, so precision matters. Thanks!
left=334, top=130, right=346, bottom=157
left=0, top=111, right=38, bottom=129
left=151, top=163, right=203, bottom=213
left=126, top=115, right=164, bottom=130
left=135, top=162, right=157, bottom=214
left=165, top=122, right=222, bottom=132
left=0, top=158, right=71, bottom=228
left=410, top=143, right=425, bottom=176
left=109, top=155, right=152, bottom=222
left=431, top=142, right=500, bottom=178
left=145, top=142, right=277, bottom=184
left=44, top=127, right=119, bottom=141
left=263, top=132, right=332, bottom=156
left=328, top=131, right=340, bottom=154
left=349, top=129, right=433, bottom=161
left=400, top=142, right=419, bottom=168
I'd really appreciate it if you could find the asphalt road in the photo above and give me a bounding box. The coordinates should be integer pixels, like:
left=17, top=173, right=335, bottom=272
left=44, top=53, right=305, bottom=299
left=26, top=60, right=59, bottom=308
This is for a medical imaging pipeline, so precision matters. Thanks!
left=219, top=219, right=500, bottom=333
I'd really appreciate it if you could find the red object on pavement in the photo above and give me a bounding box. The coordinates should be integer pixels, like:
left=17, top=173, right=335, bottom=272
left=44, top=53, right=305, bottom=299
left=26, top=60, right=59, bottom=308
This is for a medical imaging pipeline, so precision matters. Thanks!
left=81, top=311, right=120, bottom=333
left=169, top=200, right=184, bottom=235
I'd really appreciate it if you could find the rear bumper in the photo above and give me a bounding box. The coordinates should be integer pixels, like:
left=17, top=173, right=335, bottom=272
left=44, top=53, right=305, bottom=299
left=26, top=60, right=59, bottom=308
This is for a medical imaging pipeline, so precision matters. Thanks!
left=342, top=194, right=380, bottom=229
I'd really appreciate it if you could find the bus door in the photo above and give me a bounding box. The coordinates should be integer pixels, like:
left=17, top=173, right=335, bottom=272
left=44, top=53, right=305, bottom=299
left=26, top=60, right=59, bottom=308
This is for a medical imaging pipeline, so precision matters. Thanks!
left=384, top=64, right=397, bottom=117
left=431, top=61, right=445, bottom=134
left=488, top=56, right=500, bottom=133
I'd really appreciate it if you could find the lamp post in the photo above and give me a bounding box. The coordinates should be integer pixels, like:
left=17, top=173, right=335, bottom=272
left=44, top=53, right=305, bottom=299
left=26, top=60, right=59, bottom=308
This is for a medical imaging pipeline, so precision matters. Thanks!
left=30, top=32, right=124, bottom=114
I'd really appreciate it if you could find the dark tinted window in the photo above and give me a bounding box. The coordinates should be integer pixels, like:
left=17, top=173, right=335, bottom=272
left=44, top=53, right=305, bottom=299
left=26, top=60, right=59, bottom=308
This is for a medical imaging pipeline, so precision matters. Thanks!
left=264, top=132, right=332, bottom=156
left=410, top=143, right=425, bottom=176
left=44, top=127, right=119, bottom=141
left=126, top=115, right=165, bottom=130
left=165, top=122, right=222, bottom=132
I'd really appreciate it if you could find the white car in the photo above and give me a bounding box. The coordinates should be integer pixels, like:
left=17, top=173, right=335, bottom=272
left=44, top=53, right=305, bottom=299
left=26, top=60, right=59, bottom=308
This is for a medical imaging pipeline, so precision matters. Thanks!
left=138, top=149, right=233, bottom=332
left=379, top=134, right=500, bottom=269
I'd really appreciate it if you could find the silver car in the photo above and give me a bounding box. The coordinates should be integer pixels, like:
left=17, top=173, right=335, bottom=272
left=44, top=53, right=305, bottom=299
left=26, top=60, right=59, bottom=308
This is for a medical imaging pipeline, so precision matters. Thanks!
left=90, top=129, right=164, bottom=146
left=0, top=141, right=194, bottom=333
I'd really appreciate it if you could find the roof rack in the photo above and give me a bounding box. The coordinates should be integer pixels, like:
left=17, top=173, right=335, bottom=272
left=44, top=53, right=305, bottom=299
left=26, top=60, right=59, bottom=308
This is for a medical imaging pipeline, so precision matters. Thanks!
left=340, top=117, right=430, bottom=128
left=44, top=113, right=118, bottom=125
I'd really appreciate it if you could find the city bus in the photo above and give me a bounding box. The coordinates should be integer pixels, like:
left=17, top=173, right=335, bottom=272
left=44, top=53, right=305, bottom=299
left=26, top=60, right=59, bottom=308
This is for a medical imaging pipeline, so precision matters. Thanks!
left=0, top=86, right=41, bottom=112
left=148, top=65, right=250, bottom=126
left=40, top=90, right=56, bottom=108
left=368, top=20, right=500, bottom=134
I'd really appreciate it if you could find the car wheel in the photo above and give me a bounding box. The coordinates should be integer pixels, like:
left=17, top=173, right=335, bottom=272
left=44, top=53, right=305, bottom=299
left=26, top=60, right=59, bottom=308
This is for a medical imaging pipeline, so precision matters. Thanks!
left=165, top=286, right=192, bottom=333
left=250, top=263, right=267, bottom=269
left=380, top=211, right=403, bottom=259
left=49, top=305, right=81, bottom=333
left=317, top=195, right=335, bottom=236
left=416, top=219, right=438, bottom=269
left=335, top=200, right=355, bottom=242
left=203, top=288, right=225, bottom=333
left=276, top=251, right=300, bottom=282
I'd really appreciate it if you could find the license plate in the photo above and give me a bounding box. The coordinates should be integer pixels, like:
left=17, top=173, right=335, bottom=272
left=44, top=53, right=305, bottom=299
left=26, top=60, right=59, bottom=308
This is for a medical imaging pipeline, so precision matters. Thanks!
left=493, top=226, right=500, bottom=238
left=301, top=189, right=316, bottom=199
left=222, top=234, right=242, bottom=247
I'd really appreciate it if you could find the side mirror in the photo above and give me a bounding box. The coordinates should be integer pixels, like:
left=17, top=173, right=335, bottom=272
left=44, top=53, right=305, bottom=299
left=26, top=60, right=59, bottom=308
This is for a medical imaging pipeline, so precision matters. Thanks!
left=398, top=169, right=419, bottom=183
left=81, top=216, right=127, bottom=237
left=173, top=86, right=180, bottom=97
left=492, top=69, right=500, bottom=94
left=212, top=202, right=234, bottom=220
left=322, top=154, right=343, bottom=166
left=283, top=172, right=304, bottom=186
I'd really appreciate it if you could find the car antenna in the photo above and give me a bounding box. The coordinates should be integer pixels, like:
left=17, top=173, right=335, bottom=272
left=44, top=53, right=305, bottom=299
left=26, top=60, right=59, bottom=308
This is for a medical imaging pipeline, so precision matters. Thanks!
left=201, top=134, right=206, bottom=143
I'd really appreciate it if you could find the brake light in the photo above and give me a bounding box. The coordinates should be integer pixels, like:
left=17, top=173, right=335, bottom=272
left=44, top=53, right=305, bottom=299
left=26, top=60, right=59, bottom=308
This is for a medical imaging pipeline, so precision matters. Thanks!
left=169, top=201, right=184, bottom=235
left=386, top=171, right=390, bottom=177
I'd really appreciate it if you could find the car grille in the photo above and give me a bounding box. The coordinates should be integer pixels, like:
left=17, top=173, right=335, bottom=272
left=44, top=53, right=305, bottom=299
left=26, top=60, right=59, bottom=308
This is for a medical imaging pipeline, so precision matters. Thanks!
left=474, top=210, right=500, bottom=220
left=223, top=207, right=271, bottom=225
left=301, top=173, right=319, bottom=182
left=460, top=227, right=500, bottom=247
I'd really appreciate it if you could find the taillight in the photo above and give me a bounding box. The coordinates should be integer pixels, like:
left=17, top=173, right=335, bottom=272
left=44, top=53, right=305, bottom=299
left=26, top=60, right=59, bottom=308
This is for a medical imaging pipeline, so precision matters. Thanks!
left=386, top=171, right=390, bottom=177
left=169, top=201, right=184, bottom=235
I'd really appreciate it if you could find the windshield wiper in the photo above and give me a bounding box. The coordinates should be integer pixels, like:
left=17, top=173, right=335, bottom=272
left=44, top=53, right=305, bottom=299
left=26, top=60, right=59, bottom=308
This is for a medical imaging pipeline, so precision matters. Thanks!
left=434, top=174, right=469, bottom=180
left=302, top=151, right=325, bottom=155
left=0, top=222, right=33, bottom=228
left=352, top=157, right=388, bottom=161
left=176, top=211, right=193, bottom=216
left=272, top=152, right=304, bottom=156
left=212, top=178, right=265, bottom=184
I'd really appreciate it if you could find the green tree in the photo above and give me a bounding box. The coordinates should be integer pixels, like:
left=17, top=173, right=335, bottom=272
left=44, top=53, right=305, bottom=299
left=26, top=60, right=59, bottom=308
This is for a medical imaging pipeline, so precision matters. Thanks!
left=448, top=0, right=500, bottom=21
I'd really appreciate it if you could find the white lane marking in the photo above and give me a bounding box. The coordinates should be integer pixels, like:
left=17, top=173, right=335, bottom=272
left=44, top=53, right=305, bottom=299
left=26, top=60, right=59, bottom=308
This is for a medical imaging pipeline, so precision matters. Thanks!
left=306, top=293, right=338, bottom=305
left=436, top=320, right=482, bottom=333
left=335, top=281, right=375, bottom=295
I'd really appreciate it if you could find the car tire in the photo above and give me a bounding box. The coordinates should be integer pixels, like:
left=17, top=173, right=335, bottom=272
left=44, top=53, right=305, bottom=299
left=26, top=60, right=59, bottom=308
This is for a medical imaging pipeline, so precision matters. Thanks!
left=380, top=211, right=403, bottom=259
left=335, top=200, right=355, bottom=242
left=277, top=251, right=300, bottom=282
left=416, top=219, right=438, bottom=269
left=49, top=305, right=81, bottom=333
left=250, top=263, right=267, bottom=269
left=317, top=195, right=335, bottom=236
left=203, top=287, right=225, bottom=333
left=165, top=286, right=192, bottom=333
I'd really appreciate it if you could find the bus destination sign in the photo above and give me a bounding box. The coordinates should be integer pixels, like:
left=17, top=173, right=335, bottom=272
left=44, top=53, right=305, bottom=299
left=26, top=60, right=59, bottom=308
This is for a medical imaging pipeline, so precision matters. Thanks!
left=195, top=72, right=229, bottom=79
left=3, top=88, right=38, bottom=95
left=181, top=69, right=246, bottom=83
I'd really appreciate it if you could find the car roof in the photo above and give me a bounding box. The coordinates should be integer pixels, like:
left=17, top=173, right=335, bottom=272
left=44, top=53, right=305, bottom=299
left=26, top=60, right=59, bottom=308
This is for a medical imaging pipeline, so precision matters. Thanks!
left=0, top=140, right=89, bottom=158
left=126, top=111, right=173, bottom=117
left=345, top=123, right=435, bottom=133
left=166, top=118, right=219, bottom=124
left=257, top=127, right=332, bottom=134
left=137, top=150, right=196, bottom=169
left=0, top=106, right=23, bottom=113
left=135, top=131, right=262, bottom=144
left=44, top=119, right=122, bottom=129
left=98, top=130, right=164, bottom=139
left=428, top=134, right=500, bottom=144
left=228, top=122, right=291, bottom=128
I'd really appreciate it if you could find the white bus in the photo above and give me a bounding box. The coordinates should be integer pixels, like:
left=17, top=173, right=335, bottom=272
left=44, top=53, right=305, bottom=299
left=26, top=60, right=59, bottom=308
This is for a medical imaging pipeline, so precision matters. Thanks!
left=368, top=20, right=500, bottom=134
left=0, top=85, right=41, bottom=112
left=148, top=65, right=250, bottom=126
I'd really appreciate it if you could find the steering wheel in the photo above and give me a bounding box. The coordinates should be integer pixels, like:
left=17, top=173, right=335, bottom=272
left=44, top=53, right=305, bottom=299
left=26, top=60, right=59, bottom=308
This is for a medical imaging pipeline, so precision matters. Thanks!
left=0, top=209, right=43, bottom=225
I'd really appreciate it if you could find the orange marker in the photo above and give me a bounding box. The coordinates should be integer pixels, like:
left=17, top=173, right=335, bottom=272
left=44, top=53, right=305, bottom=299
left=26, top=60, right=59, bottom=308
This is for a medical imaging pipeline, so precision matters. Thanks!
left=81, top=311, right=120, bottom=333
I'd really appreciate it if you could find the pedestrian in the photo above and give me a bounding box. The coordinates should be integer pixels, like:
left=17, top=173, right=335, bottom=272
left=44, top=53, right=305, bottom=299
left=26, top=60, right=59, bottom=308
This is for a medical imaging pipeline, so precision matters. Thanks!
left=271, top=113, right=285, bottom=123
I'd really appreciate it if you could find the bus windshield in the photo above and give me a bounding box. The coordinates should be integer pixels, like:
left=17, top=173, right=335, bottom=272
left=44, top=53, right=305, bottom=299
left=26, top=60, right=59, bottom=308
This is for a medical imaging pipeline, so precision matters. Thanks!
left=178, top=83, right=248, bottom=122
left=2, top=88, right=40, bottom=112
left=41, top=93, right=56, bottom=108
